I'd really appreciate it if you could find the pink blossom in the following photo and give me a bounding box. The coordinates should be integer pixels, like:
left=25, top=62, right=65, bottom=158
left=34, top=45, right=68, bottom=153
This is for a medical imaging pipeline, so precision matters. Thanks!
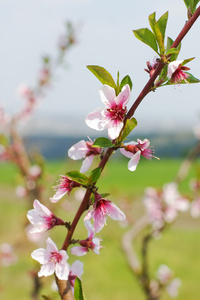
left=143, top=183, right=189, bottom=229
left=50, top=175, right=81, bottom=203
left=31, top=237, right=70, bottom=280
left=28, top=165, right=42, bottom=178
left=85, top=84, right=130, bottom=140
left=15, top=185, right=27, bottom=198
left=166, top=278, right=181, bottom=298
left=84, top=195, right=126, bottom=233
left=167, top=60, right=190, bottom=84
left=120, top=139, right=158, bottom=171
left=0, top=243, right=17, bottom=267
left=68, top=260, right=84, bottom=293
left=68, top=138, right=102, bottom=173
left=144, top=57, right=159, bottom=77
left=143, top=188, right=164, bottom=230
left=71, top=220, right=102, bottom=256
left=27, top=200, right=65, bottom=233
left=156, top=264, right=173, bottom=285
left=163, top=183, right=189, bottom=223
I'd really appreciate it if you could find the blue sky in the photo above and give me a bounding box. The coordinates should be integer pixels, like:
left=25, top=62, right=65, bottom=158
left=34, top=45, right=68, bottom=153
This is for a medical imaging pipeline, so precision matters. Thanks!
left=0, top=0, right=200, bottom=135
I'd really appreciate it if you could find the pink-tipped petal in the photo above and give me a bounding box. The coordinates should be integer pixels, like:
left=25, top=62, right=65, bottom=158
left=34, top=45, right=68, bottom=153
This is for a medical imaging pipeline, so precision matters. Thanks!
left=71, top=246, right=88, bottom=257
left=137, top=138, right=150, bottom=150
left=70, top=260, right=84, bottom=278
left=80, top=155, right=94, bottom=173
left=115, top=84, right=130, bottom=107
left=128, top=151, right=141, bottom=171
left=93, top=211, right=106, bottom=233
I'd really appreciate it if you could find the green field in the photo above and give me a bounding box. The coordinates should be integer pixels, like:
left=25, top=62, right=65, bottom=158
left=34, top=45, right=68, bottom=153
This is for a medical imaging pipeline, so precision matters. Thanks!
left=0, top=158, right=200, bottom=300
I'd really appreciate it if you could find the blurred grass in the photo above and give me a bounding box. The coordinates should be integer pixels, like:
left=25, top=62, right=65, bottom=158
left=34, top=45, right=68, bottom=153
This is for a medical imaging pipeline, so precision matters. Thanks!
left=0, top=158, right=200, bottom=299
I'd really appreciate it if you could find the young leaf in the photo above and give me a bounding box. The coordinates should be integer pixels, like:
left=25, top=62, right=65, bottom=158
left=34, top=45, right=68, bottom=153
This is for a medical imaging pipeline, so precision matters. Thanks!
left=87, top=65, right=116, bottom=89
left=181, top=57, right=195, bottom=66
left=93, top=137, right=113, bottom=148
left=89, top=167, right=102, bottom=183
left=120, top=75, right=133, bottom=91
left=66, top=171, right=89, bottom=185
left=183, top=0, right=191, bottom=8
left=148, top=12, right=167, bottom=54
left=100, top=193, right=110, bottom=198
left=121, top=118, right=137, bottom=141
left=166, top=37, right=181, bottom=61
left=157, top=11, right=168, bottom=41
left=74, top=277, right=86, bottom=300
left=133, top=28, right=158, bottom=54
left=165, top=48, right=179, bottom=55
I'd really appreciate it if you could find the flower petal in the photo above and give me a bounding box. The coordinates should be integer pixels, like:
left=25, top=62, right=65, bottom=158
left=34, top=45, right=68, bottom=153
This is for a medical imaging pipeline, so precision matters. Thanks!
left=120, top=148, right=134, bottom=159
left=31, top=248, right=48, bottom=264
left=71, top=246, right=88, bottom=256
left=99, top=85, right=116, bottom=108
left=80, top=155, right=94, bottom=173
left=167, top=60, right=183, bottom=77
left=84, top=220, right=94, bottom=239
left=68, top=140, right=88, bottom=160
left=46, top=237, right=58, bottom=253
left=70, top=260, right=84, bottom=278
left=107, top=121, right=123, bottom=140
left=38, top=262, right=55, bottom=277
left=50, top=190, right=67, bottom=203
left=85, top=107, right=105, bottom=131
left=128, top=151, right=141, bottom=171
left=106, top=202, right=126, bottom=221
left=115, top=84, right=130, bottom=107
left=55, top=262, right=70, bottom=280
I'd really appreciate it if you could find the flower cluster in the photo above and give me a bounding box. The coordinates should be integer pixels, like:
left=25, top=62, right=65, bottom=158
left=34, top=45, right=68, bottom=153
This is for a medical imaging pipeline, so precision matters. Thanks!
left=143, top=182, right=189, bottom=230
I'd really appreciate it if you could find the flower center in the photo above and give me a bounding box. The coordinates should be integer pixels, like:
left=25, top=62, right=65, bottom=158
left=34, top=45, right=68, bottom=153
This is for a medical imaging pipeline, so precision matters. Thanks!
left=125, top=144, right=141, bottom=154
left=50, top=251, right=62, bottom=263
left=86, top=141, right=101, bottom=157
left=106, top=105, right=127, bottom=122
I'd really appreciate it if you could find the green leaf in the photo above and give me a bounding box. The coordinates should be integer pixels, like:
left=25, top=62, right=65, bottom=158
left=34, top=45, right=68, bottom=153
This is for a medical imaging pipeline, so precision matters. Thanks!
left=66, top=171, right=89, bottom=185
left=100, top=192, right=110, bottom=198
left=74, top=277, right=86, bottom=300
left=183, top=0, right=191, bottom=8
left=165, top=48, right=179, bottom=55
left=185, top=72, right=200, bottom=83
left=121, top=118, right=137, bottom=141
left=93, top=137, right=113, bottom=148
left=133, top=28, right=158, bottom=54
left=120, top=75, right=133, bottom=91
left=157, top=11, right=168, bottom=41
left=87, top=65, right=116, bottom=89
left=181, top=57, right=195, bottom=66
left=166, top=37, right=181, bottom=61
left=89, top=167, right=102, bottom=183
left=148, top=12, right=165, bottom=54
